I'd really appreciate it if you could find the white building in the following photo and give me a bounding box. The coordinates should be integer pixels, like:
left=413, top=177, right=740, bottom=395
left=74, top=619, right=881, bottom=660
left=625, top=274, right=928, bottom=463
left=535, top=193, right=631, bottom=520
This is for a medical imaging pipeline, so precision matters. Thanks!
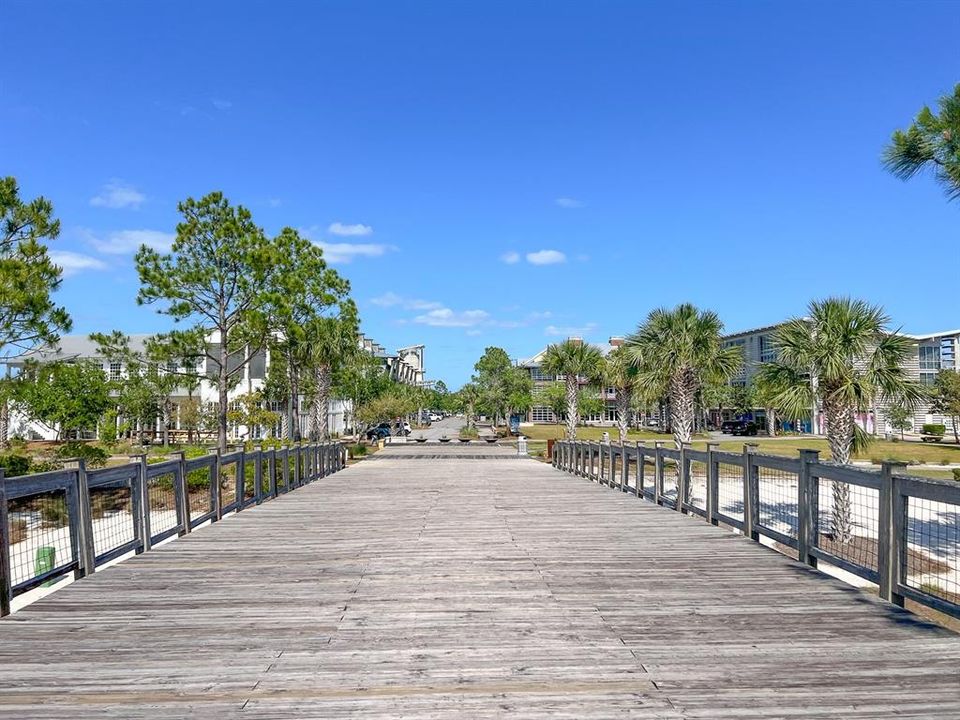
left=6, top=332, right=427, bottom=442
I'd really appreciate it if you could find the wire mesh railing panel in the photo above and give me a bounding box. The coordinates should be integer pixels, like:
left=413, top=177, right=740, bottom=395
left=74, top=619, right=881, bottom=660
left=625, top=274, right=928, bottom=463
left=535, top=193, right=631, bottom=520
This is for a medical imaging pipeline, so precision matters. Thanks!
left=662, top=459, right=679, bottom=503
left=688, top=461, right=707, bottom=510
left=89, top=486, right=134, bottom=560
left=260, top=455, right=272, bottom=496
left=815, top=479, right=880, bottom=576
left=904, top=495, right=960, bottom=607
left=147, top=472, right=179, bottom=539
left=6, top=490, right=75, bottom=590
left=219, top=462, right=238, bottom=509
left=186, top=463, right=214, bottom=519
left=716, top=462, right=744, bottom=522
left=757, top=464, right=799, bottom=538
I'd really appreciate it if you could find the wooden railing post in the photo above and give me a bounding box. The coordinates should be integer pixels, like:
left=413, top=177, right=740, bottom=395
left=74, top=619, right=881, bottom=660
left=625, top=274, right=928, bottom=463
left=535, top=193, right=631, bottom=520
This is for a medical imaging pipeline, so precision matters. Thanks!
left=293, top=443, right=301, bottom=488
left=268, top=446, right=277, bottom=497
left=742, top=443, right=759, bottom=541
left=620, top=442, right=627, bottom=492
left=654, top=441, right=664, bottom=505
left=678, top=443, right=689, bottom=513
left=234, top=445, right=245, bottom=509
left=254, top=446, right=264, bottom=504
left=0, top=469, right=12, bottom=617
left=130, top=453, right=151, bottom=551
left=636, top=441, right=645, bottom=496
left=879, top=460, right=907, bottom=607
left=209, top=448, right=222, bottom=521
left=69, top=458, right=96, bottom=578
left=706, top=442, right=719, bottom=525
left=170, top=451, right=189, bottom=535
left=797, top=449, right=820, bottom=567
left=280, top=446, right=290, bottom=491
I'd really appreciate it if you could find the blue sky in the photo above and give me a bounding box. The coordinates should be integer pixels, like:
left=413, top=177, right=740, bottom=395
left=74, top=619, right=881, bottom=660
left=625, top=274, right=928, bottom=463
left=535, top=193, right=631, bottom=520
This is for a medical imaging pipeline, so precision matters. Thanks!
left=3, top=1, right=958, bottom=387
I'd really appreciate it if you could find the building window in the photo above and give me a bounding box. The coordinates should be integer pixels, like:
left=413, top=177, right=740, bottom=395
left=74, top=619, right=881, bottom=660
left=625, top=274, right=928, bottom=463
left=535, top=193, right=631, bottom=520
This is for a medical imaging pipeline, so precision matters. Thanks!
left=109, top=361, right=122, bottom=381
left=605, top=408, right=618, bottom=422
left=920, top=372, right=938, bottom=386
left=530, top=367, right=555, bottom=382
left=759, top=335, right=776, bottom=363
left=919, top=345, right=941, bottom=370
left=531, top=406, right=554, bottom=423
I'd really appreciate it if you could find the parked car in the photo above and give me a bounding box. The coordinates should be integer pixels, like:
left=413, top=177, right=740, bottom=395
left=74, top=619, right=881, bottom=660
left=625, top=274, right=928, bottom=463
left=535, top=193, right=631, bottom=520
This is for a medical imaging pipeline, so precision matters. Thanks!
left=729, top=420, right=759, bottom=436
left=393, top=421, right=412, bottom=437
left=720, top=420, right=737, bottom=433
left=366, top=423, right=392, bottom=441
left=429, top=413, right=441, bottom=422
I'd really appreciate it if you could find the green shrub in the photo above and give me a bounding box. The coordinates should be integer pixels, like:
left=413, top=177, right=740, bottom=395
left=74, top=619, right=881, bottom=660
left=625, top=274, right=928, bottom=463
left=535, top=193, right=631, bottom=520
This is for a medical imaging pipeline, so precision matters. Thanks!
left=953, top=469, right=960, bottom=482
left=922, top=423, right=946, bottom=437
left=0, top=454, right=32, bottom=477
left=941, top=458, right=952, bottom=466
left=53, top=442, right=109, bottom=468
left=29, top=460, right=61, bottom=473
left=41, top=502, right=69, bottom=528
left=349, top=443, right=367, bottom=457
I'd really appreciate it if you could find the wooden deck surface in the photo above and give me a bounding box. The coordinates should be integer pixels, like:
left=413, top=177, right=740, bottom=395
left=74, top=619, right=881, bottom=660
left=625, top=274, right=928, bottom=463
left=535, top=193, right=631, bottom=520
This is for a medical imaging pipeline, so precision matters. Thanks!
left=1, top=444, right=958, bottom=718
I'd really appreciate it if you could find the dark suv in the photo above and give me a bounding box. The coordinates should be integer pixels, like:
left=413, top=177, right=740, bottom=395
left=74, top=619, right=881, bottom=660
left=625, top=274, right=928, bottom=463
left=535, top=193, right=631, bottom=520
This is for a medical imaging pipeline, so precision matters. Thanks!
left=365, top=423, right=392, bottom=441
left=729, top=420, right=759, bottom=436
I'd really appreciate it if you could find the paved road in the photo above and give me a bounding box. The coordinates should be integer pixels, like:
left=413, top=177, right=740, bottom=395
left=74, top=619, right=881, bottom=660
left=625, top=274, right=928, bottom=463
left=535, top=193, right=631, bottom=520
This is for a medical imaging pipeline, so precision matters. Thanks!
left=1, top=444, right=958, bottom=717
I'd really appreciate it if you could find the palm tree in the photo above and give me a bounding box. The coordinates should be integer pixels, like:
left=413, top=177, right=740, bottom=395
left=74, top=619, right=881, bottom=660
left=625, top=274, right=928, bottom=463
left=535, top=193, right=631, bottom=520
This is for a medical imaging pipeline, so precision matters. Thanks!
left=882, top=83, right=960, bottom=202
left=457, top=383, right=482, bottom=430
left=598, top=347, right=639, bottom=443
left=756, top=297, right=924, bottom=544
left=541, top=339, right=603, bottom=440
left=302, top=301, right=359, bottom=441
left=624, top=304, right=741, bottom=450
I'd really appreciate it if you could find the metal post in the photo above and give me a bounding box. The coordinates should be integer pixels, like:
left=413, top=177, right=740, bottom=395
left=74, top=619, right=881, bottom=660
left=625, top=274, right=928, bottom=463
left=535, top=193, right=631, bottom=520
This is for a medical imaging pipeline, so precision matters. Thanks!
left=0, top=469, right=12, bottom=616
left=879, top=460, right=907, bottom=606
left=706, top=442, right=719, bottom=525
left=797, top=449, right=820, bottom=567
left=742, top=444, right=759, bottom=541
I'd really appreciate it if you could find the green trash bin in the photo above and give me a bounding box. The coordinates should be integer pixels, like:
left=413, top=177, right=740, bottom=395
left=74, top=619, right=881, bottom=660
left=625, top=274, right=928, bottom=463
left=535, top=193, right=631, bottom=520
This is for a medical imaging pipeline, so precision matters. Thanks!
left=35, top=546, right=56, bottom=586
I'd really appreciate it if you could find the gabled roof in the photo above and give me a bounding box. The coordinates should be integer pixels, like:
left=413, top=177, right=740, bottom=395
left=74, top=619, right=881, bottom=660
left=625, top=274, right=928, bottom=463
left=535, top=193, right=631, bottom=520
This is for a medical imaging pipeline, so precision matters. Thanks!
left=7, top=334, right=153, bottom=365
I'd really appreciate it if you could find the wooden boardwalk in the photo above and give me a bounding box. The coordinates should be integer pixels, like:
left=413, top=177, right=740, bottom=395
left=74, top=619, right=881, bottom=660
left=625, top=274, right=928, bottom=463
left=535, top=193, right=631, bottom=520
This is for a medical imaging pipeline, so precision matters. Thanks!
left=1, top=444, right=958, bottom=718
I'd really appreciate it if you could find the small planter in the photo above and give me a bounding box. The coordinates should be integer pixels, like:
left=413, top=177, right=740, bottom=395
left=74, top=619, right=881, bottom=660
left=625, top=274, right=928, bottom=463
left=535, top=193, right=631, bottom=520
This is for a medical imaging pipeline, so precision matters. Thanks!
left=415, top=437, right=428, bottom=443
left=439, top=437, right=451, bottom=443
left=484, top=437, right=498, bottom=444
left=458, top=437, right=472, bottom=443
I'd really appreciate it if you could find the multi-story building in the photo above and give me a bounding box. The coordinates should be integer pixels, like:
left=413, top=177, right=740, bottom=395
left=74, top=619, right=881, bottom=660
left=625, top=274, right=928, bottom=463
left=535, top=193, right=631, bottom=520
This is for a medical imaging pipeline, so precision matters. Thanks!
left=719, top=323, right=960, bottom=437
left=6, top=332, right=427, bottom=441
left=519, top=337, right=624, bottom=425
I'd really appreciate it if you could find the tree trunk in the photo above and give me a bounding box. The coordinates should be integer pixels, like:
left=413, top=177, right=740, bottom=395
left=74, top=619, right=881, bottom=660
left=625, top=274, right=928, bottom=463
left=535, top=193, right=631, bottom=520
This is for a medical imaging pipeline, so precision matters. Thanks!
left=218, top=340, right=229, bottom=453
left=162, top=400, right=171, bottom=447
left=953, top=415, right=959, bottom=444
left=669, top=371, right=695, bottom=448
left=312, top=364, right=332, bottom=440
left=766, top=407, right=776, bottom=437
left=565, top=376, right=579, bottom=440
left=616, top=388, right=630, bottom=443
left=823, top=398, right=854, bottom=544
left=0, top=399, right=7, bottom=448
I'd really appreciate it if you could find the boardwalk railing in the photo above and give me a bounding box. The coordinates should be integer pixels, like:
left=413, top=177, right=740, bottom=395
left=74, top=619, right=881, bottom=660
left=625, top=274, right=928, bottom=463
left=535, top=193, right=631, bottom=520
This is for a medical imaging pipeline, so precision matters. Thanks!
left=0, top=442, right=347, bottom=616
left=553, top=439, right=960, bottom=619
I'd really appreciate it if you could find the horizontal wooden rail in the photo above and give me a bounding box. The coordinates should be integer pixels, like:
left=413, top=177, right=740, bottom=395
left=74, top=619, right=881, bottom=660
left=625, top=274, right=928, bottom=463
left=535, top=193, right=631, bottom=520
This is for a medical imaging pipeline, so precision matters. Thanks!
left=553, top=439, right=960, bottom=620
left=0, top=441, right=347, bottom=616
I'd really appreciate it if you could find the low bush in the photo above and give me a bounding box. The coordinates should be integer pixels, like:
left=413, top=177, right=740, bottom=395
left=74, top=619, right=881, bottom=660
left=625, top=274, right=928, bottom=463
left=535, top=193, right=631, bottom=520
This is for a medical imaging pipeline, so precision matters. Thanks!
left=349, top=443, right=367, bottom=458
left=953, top=468, right=960, bottom=482
left=0, top=454, right=32, bottom=477
left=941, top=458, right=952, bottom=466
left=53, top=442, right=109, bottom=468
left=29, top=460, right=61, bottom=473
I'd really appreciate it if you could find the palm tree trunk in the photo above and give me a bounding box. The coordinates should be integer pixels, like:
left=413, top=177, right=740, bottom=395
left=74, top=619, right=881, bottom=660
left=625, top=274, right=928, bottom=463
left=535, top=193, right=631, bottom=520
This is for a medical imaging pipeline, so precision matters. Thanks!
left=824, top=398, right=854, bottom=544
left=669, top=371, right=695, bottom=448
left=565, top=376, right=579, bottom=440
left=616, top=388, right=630, bottom=443
left=312, top=364, right=332, bottom=440
left=0, top=399, right=8, bottom=449
left=766, top=407, right=776, bottom=437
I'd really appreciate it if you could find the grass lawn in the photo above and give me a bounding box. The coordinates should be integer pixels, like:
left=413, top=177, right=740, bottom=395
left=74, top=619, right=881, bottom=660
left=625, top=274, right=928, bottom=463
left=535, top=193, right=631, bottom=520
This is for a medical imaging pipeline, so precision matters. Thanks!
left=519, top=426, right=960, bottom=467
left=520, top=425, right=677, bottom=443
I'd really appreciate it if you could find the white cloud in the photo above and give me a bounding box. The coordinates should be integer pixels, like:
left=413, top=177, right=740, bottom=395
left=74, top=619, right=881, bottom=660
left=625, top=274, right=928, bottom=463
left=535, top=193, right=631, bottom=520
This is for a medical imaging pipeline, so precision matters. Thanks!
left=82, top=228, right=174, bottom=255
left=328, top=222, right=373, bottom=237
left=370, top=293, right=442, bottom=310
left=212, top=98, right=232, bottom=110
left=545, top=323, right=598, bottom=337
left=90, top=181, right=145, bottom=209
left=49, top=250, right=108, bottom=277
left=370, top=292, right=403, bottom=307
left=465, top=329, right=482, bottom=336
left=526, top=249, right=566, bottom=265
left=315, top=241, right=392, bottom=264
left=413, top=308, right=490, bottom=328
left=500, top=251, right=520, bottom=264
left=555, top=197, right=584, bottom=209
